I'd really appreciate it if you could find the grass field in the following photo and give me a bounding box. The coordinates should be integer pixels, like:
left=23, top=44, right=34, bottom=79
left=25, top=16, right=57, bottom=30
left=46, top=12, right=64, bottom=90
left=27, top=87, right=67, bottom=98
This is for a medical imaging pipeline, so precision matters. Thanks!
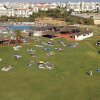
left=0, top=26, right=100, bottom=100
left=35, top=17, right=66, bottom=26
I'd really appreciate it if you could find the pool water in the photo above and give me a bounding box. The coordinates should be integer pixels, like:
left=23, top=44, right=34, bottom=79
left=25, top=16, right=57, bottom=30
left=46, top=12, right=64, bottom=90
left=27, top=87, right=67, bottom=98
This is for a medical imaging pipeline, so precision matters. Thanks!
left=8, top=25, right=33, bottom=31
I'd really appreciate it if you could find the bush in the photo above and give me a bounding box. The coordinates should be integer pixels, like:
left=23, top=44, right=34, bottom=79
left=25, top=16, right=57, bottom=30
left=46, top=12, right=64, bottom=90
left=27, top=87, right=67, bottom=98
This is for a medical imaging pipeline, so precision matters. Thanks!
left=84, top=17, right=94, bottom=25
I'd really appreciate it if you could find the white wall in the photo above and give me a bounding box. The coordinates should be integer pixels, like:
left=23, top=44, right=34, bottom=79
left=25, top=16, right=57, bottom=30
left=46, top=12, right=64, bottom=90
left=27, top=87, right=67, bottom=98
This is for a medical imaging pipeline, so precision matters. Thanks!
left=74, top=32, right=93, bottom=40
left=33, top=31, right=42, bottom=37
left=94, top=20, right=100, bottom=25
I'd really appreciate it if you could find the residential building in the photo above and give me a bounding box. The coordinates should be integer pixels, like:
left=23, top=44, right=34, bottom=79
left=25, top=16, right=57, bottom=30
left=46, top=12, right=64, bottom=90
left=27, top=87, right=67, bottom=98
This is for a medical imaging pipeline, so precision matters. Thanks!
left=0, top=2, right=99, bottom=17
left=35, top=3, right=57, bottom=11
left=14, top=9, right=33, bottom=17
left=66, top=2, right=100, bottom=12
left=0, top=6, right=14, bottom=17
left=73, top=30, right=93, bottom=40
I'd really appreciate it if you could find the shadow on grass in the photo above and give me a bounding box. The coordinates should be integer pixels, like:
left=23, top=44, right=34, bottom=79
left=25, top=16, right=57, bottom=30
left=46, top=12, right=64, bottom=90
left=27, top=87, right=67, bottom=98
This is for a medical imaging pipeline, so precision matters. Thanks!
left=86, top=72, right=90, bottom=76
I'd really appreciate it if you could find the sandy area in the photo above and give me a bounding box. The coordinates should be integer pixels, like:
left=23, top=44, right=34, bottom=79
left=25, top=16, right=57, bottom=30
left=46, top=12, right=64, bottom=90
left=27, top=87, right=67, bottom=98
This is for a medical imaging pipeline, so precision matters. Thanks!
left=35, top=17, right=66, bottom=26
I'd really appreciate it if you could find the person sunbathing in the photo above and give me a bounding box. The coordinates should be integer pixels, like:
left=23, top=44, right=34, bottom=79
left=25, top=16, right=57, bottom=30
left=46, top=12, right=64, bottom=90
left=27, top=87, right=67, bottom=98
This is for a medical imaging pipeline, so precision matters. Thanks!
left=28, top=64, right=33, bottom=67
left=13, top=47, right=19, bottom=50
left=14, top=54, right=21, bottom=59
left=39, top=64, right=45, bottom=69
left=1, top=65, right=13, bottom=72
left=59, top=48, right=64, bottom=51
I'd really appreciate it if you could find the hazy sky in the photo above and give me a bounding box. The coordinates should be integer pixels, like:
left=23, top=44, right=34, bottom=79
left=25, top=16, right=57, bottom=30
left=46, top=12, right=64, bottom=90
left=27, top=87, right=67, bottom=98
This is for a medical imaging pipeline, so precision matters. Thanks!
left=0, top=0, right=99, bottom=3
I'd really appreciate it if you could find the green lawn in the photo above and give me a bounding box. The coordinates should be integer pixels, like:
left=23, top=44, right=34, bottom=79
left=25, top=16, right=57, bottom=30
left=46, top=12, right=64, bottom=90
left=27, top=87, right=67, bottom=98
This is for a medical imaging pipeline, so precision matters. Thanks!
left=0, top=26, right=100, bottom=100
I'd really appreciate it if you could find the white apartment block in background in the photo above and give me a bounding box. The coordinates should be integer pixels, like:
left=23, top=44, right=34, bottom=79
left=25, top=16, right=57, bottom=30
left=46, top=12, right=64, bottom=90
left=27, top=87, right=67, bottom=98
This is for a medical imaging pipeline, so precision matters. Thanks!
left=81, top=2, right=99, bottom=12
left=0, top=6, right=14, bottom=17
left=4, top=2, right=30, bottom=9
left=66, top=2, right=100, bottom=12
left=32, top=7, right=39, bottom=13
left=14, top=9, right=33, bottom=17
left=57, top=2, right=67, bottom=8
left=35, top=3, right=57, bottom=11
left=66, top=2, right=81, bottom=12
left=0, top=2, right=99, bottom=17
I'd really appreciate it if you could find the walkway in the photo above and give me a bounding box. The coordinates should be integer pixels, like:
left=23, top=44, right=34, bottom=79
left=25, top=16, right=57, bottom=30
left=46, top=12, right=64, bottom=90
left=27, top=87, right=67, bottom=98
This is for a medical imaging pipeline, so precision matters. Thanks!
left=55, top=34, right=75, bottom=41
left=86, top=41, right=97, bottom=51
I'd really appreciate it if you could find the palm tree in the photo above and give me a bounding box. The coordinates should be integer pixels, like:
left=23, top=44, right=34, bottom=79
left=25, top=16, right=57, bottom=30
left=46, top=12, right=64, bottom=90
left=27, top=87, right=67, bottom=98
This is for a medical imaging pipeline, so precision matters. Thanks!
left=14, top=29, right=23, bottom=44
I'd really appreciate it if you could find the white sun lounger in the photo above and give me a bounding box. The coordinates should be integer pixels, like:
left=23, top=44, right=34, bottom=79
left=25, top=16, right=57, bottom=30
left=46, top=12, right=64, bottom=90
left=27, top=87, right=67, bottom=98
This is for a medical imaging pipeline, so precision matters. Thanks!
left=1, top=66, right=13, bottom=72
left=46, top=66, right=52, bottom=69
left=39, top=65, right=45, bottom=69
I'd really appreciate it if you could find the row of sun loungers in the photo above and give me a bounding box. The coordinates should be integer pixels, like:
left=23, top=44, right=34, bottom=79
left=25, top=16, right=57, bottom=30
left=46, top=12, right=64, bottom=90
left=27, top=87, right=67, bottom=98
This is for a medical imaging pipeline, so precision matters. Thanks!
left=1, top=40, right=79, bottom=73
left=28, top=61, right=53, bottom=70
left=1, top=65, right=13, bottom=72
left=39, top=64, right=52, bottom=69
left=38, top=61, right=53, bottom=69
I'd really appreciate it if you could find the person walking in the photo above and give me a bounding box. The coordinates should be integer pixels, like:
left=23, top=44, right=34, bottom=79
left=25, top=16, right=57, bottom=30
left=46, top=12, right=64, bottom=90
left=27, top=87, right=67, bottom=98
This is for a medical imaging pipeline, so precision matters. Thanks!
left=90, top=70, right=93, bottom=76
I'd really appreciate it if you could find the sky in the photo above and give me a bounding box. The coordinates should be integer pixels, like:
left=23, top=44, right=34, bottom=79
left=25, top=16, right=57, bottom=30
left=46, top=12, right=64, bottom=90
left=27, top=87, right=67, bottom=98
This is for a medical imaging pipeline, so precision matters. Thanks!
left=0, top=0, right=99, bottom=3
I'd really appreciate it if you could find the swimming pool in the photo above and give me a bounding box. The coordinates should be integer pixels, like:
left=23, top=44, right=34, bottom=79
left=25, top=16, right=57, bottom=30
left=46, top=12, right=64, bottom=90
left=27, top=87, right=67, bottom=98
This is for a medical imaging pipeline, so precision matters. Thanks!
left=8, top=25, right=33, bottom=31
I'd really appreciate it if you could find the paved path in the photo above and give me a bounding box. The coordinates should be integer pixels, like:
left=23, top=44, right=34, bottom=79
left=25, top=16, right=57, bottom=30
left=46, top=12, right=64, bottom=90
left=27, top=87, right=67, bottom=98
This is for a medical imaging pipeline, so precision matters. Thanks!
left=86, top=41, right=97, bottom=51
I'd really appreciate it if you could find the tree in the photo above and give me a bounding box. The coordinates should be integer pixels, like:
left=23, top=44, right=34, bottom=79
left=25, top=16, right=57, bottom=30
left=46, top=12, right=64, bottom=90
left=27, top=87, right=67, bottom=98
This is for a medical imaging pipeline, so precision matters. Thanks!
left=62, top=10, right=69, bottom=21
left=46, top=9, right=61, bottom=18
left=68, top=9, right=74, bottom=14
left=29, top=12, right=38, bottom=22
left=0, top=15, right=9, bottom=21
left=84, top=17, right=94, bottom=25
left=96, top=7, right=100, bottom=13
left=14, top=29, right=23, bottom=44
left=38, top=10, right=46, bottom=18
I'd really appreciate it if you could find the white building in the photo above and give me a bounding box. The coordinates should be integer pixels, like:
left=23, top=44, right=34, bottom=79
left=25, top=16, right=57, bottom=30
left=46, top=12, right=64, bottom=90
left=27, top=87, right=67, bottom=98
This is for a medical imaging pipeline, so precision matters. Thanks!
left=66, top=2, right=100, bottom=12
left=0, top=2, right=99, bottom=17
left=0, top=6, right=14, bottom=17
left=33, top=31, right=42, bottom=37
left=66, top=2, right=81, bottom=12
left=14, top=9, right=33, bottom=17
left=35, top=3, right=57, bottom=11
left=73, top=30, right=93, bottom=40
left=81, top=2, right=98, bottom=12
left=57, top=2, right=66, bottom=8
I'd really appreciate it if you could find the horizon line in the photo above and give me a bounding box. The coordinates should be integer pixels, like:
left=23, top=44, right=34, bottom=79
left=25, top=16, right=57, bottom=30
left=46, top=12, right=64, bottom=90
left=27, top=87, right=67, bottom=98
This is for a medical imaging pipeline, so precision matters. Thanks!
left=0, top=1, right=100, bottom=3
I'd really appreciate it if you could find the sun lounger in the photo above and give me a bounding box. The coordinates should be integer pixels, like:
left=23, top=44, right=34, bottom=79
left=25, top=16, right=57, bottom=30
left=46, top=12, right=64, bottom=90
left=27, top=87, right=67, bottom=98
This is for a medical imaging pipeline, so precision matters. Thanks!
left=13, top=47, right=19, bottom=50
left=17, top=46, right=22, bottom=48
left=46, top=66, right=52, bottom=69
left=39, top=65, right=45, bottom=69
left=1, top=66, right=13, bottom=72
left=14, top=54, right=22, bottom=59
left=28, top=64, right=33, bottom=67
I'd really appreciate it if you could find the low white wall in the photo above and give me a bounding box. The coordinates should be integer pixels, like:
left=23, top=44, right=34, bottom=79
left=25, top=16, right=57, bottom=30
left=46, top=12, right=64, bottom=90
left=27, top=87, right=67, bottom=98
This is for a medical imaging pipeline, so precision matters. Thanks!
left=33, top=31, right=42, bottom=37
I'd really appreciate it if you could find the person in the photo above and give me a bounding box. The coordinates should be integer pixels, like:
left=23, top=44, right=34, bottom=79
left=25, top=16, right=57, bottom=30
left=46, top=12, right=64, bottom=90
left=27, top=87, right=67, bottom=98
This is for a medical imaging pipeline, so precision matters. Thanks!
left=28, top=64, right=32, bottom=67
left=0, top=58, right=2, bottom=61
left=90, top=70, right=93, bottom=76
left=96, top=69, right=100, bottom=72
